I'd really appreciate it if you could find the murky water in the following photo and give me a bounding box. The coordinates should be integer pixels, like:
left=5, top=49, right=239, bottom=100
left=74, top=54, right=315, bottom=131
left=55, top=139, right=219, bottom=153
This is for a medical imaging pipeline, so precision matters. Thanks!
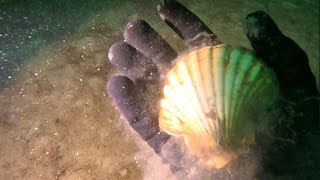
left=0, top=0, right=319, bottom=179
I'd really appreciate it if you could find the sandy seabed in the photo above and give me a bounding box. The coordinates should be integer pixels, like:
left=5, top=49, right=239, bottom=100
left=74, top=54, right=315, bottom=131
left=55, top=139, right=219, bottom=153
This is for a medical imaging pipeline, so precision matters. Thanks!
left=0, top=0, right=319, bottom=179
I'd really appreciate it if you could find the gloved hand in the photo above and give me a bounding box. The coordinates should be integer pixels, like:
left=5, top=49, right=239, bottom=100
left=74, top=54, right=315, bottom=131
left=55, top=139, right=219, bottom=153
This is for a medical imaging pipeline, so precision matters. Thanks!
left=107, top=0, right=320, bottom=179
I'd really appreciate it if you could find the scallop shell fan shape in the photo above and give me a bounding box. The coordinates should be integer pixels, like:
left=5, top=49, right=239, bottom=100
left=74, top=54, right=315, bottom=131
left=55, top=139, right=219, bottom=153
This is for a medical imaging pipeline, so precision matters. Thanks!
left=159, top=45, right=280, bottom=159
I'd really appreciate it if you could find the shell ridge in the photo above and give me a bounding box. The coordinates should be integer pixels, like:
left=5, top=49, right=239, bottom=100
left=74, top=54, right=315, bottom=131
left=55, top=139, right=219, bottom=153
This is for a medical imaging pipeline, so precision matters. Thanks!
left=213, top=46, right=226, bottom=142
left=203, top=46, right=220, bottom=145
left=235, top=77, right=270, bottom=141
left=160, top=84, right=190, bottom=135
left=197, top=46, right=221, bottom=144
left=210, top=46, right=222, bottom=145
left=160, top=106, right=186, bottom=135
left=175, top=62, right=206, bottom=137
left=160, top=97, right=193, bottom=134
left=224, top=47, right=242, bottom=142
left=187, top=49, right=214, bottom=140
left=230, top=51, right=254, bottom=142
left=179, top=58, right=211, bottom=142
left=233, top=60, right=263, bottom=120
left=228, top=50, right=255, bottom=143
left=162, top=67, right=201, bottom=136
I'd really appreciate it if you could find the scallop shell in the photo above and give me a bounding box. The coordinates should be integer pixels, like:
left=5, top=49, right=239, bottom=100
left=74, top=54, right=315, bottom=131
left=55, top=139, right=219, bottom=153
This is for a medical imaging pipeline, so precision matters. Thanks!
left=159, top=44, right=280, bottom=168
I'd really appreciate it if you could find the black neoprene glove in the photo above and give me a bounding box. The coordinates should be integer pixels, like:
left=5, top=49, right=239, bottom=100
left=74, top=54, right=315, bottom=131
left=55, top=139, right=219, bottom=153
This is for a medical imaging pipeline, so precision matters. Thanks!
left=107, top=0, right=319, bottom=179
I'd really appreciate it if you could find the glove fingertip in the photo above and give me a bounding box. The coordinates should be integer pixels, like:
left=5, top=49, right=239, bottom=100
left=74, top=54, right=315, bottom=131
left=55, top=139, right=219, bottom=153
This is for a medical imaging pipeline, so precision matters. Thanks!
left=124, top=19, right=177, bottom=71
left=157, top=0, right=220, bottom=46
left=108, top=42, right=132, bottom=68
left=123, top=20, right=144, bottom=44
left=244, top=10, right=282, bottom=41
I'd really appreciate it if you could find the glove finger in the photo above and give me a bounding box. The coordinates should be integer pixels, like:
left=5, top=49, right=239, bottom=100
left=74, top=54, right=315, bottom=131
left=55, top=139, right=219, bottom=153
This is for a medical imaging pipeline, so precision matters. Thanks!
left=243, top=11, right=318, bottom=99
left=158, top=0, right=221, bottom=47
left=244, top=11, right=320, bottom=160
left=107, top=75, right=170, bottom=152
left=108, top=41, right=160, bottom=82
left=124, top=20, right=177, bottom=72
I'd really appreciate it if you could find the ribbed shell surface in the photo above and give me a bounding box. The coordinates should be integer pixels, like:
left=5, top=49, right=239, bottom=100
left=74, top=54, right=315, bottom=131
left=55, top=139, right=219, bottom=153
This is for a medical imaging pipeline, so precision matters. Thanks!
left=159, top=45, right=279, bottom=154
